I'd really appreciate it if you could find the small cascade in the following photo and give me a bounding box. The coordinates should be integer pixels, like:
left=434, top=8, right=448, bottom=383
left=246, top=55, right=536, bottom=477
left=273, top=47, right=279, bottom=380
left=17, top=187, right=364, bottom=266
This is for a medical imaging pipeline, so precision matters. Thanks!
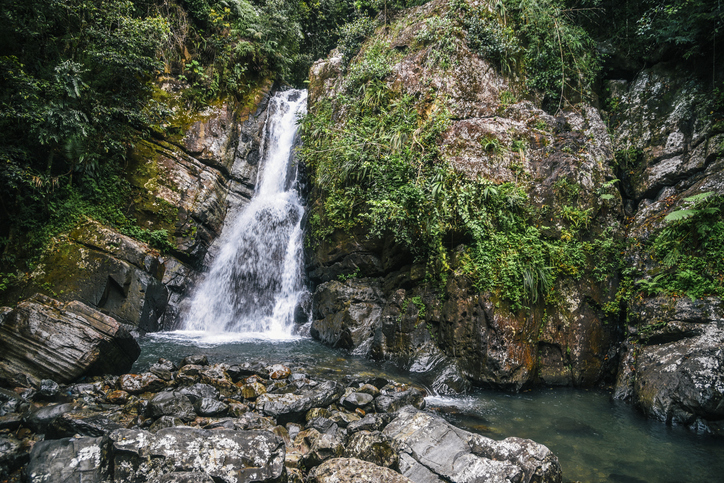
left=183, top=89, right=308, bottom=337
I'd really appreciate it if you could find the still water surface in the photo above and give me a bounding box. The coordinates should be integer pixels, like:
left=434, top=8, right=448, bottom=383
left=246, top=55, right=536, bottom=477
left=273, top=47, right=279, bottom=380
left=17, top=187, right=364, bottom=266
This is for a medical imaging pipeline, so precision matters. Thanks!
left=134, top=332, right=724, bottom=483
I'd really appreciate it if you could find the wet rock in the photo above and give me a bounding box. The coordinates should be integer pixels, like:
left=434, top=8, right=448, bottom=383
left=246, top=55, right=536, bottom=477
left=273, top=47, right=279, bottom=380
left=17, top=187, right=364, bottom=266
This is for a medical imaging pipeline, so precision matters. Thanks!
left=357, top=384, right=381, bottom=397
left=120, top=373, right=166, bottom=395
left=267, top=364, right=291, bottom=380
left=24, top=403, right=77, bottom=434
left=106, top=390, right=130, bottom=405
left=306, top=408, right=332, bottom=422
left=308, top=457, right=413, bottom=483
left=233, top=412, right=277, bottom=431
left=152, top=472, right=215, bottom=483
left=470, top=434, right=564, bottom=483
left=194, top=397, right=228, bottom=417
left=302, top=432, right=345, bottom=468
left=347, top=414, right=391, bottom=434
left=306, top=417, right=339, bottom=436
left=109, top=427, right=286, bottom=483
left=383, top=407, right=562, bottom=483
left=241, top=382, right=267, bottom=400
left=48, top=410, right=123, bottom=438
left=176, top=384, right=220, bottom=403
left=181, top=355, right=208, bottom=367
left=149, top=415, right=184, bottom=433
left=148, top=391, right=196, bottom=422
left=26, top=436, right=112, bottom=483
left=311, top=280, right=384, bottom=355
left=38, top=380, right=60, bottom=399
left=176, top=365, right=203, bottom=384
left=256, top=381, right=344, bottom=425
left=341, top=391, right=374, bottom=410
left=0, top=294, right=141, bottom=387
left=227, top=362, right=269, bottom=381
left=374, top=388, right=426, bottom=413
left=228, top=402, right=249, bottom=417
left=0, top=413, right=23, bottom=431
left=344, top=431, right=398, bottom=468
left=329, top=410, right=360, bottom=428
left=0, top=434, right=28, bottom=478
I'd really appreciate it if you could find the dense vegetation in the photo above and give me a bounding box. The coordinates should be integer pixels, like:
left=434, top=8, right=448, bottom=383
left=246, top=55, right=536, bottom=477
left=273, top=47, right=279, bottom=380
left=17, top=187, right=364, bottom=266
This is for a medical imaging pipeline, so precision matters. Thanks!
left=1, top=0, right=723, bottom=307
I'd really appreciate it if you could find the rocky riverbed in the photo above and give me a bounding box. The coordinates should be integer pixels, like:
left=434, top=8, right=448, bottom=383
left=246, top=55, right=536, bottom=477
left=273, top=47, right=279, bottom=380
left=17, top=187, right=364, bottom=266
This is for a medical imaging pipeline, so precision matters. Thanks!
left=0, top=353, right=562, bottom=483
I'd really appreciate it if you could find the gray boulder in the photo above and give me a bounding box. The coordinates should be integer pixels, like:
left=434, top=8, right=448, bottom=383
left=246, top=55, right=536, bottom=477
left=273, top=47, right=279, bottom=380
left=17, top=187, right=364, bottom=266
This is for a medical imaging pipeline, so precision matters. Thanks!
left=148, top=391, right=197, bottom=422
left=256, top=381, right=344, bottom=424
left=374, top=388, right=426, bottom=413
left=26, top=436, right=112, bottom=483
left=382, top=408, right=561, bottom=483
left=0, top=294, right=140, bottom=387
left=309, top=457, right=413, bottom=483
left=109, top=427, right=286, bottom=482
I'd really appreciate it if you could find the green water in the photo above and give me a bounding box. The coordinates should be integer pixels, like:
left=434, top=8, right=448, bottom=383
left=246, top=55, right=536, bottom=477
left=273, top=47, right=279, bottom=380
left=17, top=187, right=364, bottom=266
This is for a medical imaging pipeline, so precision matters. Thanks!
left=134, top=332, right=724, bottom=483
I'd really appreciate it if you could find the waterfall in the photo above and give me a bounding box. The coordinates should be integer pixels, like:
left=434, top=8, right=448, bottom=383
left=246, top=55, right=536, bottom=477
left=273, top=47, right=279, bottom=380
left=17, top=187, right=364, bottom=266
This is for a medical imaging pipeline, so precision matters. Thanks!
left=183, top=89, right=308, bottom=338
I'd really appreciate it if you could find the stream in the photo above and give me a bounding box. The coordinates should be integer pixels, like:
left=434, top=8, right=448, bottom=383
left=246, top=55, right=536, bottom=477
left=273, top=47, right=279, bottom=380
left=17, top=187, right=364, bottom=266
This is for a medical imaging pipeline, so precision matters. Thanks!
left=132, top=332, right=724, bottom=483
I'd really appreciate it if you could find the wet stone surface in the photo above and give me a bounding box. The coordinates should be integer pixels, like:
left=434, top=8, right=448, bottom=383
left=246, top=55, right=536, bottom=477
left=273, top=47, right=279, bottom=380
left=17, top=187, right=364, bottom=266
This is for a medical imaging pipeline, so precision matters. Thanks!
left=0, top=355, right=562, bottom=482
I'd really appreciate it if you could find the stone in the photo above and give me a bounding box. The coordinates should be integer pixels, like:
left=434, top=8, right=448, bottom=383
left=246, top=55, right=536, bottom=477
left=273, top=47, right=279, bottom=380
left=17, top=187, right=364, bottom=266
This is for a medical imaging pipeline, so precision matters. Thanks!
left=106, top=390, right=130, bottom=405
left=0, top=434, right=27, bottom=478
left=24, top=403, right=78, bottom=434
left=109, top=427, right=286, bottom=483
left=120, top=373, right=166, bottom=395
left=48, top=410, right=123, bottom=438
left=302, top=432, right=345, bottom=468
left=241, top=382, right=267, bottom=400
left=311, top=279, right=384, bottom=355
left=374, top=388, right=426, bottom=413
left=308, top=458, right=413, bottom=483
left=176, top=384, right=220, bottom=403
left=176, top=365, right=203, bottom=384
left=347, top=414, right=391, bottom=434
left=149, top=415, right=184, bottom=433
left=344, top=431, right=398, bottom=468
left=0, top=295, right=140, bottom=387
left=256, top=381, right=344, bottom=425
left=267, top=364, right=291, bottom=380
left=26, top=436, right=112, bottom=483
left=148, top=391, right=197, bottom=422
left=38, top=380, right=60, bottom=399
left=152, top=472, right=215, bottom=483
left=194, top=397, right=228, bottom=417
left=357, top=384, right=381, bottom=397
left=181, top=355, right=209, bottom=367
left=383, top=408, right=561, bottom=483
left=341, top=392, right=374, bottom=410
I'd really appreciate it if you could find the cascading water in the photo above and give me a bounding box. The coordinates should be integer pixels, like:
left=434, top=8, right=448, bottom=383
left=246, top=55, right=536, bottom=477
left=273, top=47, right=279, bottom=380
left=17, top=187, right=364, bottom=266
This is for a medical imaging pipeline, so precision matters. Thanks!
left=183, top=89, right=308, bottom=338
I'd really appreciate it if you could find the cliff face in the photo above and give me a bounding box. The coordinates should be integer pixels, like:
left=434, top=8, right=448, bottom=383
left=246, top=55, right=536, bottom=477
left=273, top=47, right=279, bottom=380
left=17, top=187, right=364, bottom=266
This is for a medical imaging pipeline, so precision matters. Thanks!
left=304, top=0, right=724, bottom=431
left=304, top=0, right=624, bottom=393
left=7, top=80, right=274, bottom=332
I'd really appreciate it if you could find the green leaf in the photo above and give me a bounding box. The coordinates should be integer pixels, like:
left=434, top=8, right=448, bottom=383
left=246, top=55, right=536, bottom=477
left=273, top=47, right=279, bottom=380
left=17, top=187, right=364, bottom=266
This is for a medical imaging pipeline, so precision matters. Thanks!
left=664, top=209, right=697, bottom=222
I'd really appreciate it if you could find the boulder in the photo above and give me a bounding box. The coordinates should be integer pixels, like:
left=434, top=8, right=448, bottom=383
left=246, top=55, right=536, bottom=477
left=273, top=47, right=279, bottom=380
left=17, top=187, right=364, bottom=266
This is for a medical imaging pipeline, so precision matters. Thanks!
left=0, top=294, right=140, bottom=387
left=382, top=407, right=562, bottom=483
left=109, top=427, right=286, bottom=482
left=374, top=388, right=426, bottom=413
left=256, top=381, right=344, bottom=425
left=311, top=279, right=384, bottom=354
left=0, top=434, right=28, bottom=478
left=148, top=391, right=197, bottom=422
left=26, top=436, right=112, bottom=483
left=194, top=397, right=228, bottom=416
left=120, top=373, right=167, bottom=394
left=308, top=457, right=413, bottom=483
left=343, top=431, right=398, bottom=468
left=152, top=473, right=215, bottom=483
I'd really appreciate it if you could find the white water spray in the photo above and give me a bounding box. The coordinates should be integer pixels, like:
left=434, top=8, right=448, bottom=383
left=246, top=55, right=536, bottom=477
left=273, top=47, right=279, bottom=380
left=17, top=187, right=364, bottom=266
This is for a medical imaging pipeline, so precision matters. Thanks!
left=183, top=89, right=308, bottom=338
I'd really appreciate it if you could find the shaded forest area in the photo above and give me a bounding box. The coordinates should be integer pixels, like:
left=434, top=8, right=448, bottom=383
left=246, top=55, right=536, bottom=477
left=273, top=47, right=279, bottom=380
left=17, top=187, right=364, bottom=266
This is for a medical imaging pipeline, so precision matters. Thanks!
left=0, top=0, right=722, bottom=289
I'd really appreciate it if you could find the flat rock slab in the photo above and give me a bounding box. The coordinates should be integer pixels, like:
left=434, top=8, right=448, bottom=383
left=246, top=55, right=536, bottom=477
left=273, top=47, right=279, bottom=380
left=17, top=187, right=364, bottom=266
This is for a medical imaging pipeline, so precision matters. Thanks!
left=26, top=436, right=112, bottom=483
left=0, top=294, right=140, bottom=387
left=383, top=408, right=562, bottom=483
left=309, top=457, right=413, bottom=483
left=110, top=427, right=286, bottom=482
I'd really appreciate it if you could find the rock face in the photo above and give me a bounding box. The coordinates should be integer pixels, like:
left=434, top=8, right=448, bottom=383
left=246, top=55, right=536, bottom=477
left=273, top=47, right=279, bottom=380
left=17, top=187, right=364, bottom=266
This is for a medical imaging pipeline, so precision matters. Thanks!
left=0, top=294, right=140, bottom=387
left=5, top=80, right=275, bottom=332
left=614, top=296, right=724, bottom=428
left=605, top=62, right=724, bottom=431
left=306, top=0, right=622, bottom=392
